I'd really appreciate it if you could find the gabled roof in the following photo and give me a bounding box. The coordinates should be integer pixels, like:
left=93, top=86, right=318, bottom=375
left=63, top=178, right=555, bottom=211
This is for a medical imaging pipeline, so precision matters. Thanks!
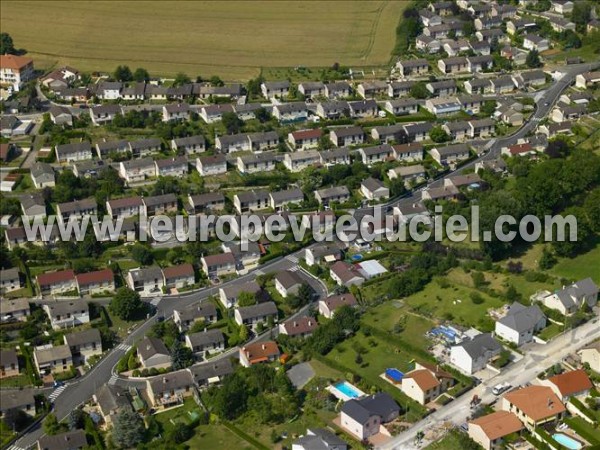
left=236, top=301, right=278, bottom=320
left=341, top=392, right=399, bottom=424
left=186, top=329, right=225, bottom=347
left=175, top=302, right=217, bottom=322
left=57, top=198, right=97, bottom=215
left=37, top=269, right=76, bottom=287
left=546, top=369, right=593, bottom=397
left=163, top=263, right=194, bottom=280
left=148, top=369, right=194, bottom=394
left=321, top=293, right=357, bottom=311
left=275, top=270, right=303, bottom=290
left=0, top=389, right=34, bottom=411
left=75, top=268, right=113, bottom=286
left=34, top=344, right=72, bottom=364
left=37, top=429, right=87, bottom=450
left=498, top=302, right=545, bottom=332
left=137, top=336, right=169, bottom=361
left=455, top=333, right=501, bottom=359
left=280, top=316, right=318, bottom=336
left=189, top=358, right=234, bottom=382
left=469, top=411, right=523, bottom=441
left=241, top=341, right=280, bottom=362
left=64, top=328, right=101, bottom=347
left=503, top=385, right=565, bottom=421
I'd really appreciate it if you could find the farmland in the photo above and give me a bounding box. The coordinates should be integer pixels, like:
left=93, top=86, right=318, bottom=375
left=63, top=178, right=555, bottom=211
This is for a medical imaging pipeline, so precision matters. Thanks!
left=0, top=0, right=407, bottom=80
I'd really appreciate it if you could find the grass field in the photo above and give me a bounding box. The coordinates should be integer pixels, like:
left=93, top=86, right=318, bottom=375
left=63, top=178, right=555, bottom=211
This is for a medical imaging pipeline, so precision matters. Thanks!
left=1, top=1, right=407, bottom=80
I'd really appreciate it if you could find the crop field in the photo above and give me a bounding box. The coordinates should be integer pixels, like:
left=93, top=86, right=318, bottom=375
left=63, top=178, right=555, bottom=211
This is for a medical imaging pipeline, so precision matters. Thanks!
left=1, top=0, right=408, bottom=80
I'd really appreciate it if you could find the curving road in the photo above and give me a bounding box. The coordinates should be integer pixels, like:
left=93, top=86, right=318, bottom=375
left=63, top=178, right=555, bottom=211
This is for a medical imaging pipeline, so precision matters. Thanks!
left=11, top=62, right=598, bottom=450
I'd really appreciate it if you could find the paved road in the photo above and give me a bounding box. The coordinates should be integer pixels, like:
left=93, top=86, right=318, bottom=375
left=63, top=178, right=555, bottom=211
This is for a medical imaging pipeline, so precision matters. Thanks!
left=380, top=317, right=600, bottom=450
left=13, top=62, right=597, bottom=449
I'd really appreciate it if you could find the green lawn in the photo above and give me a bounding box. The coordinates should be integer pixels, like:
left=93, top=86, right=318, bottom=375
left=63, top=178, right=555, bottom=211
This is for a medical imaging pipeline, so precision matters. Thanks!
left=0, top=374, right=31, bottom=388
left=564, top=417, right=600, bottom=445
left=186, top=424, right=253, bottom=450
left=549, top=243, right=600, bottom=285
left=425, top=430, right=472, bottom=450
left=537, top=323, right=563, bottom=341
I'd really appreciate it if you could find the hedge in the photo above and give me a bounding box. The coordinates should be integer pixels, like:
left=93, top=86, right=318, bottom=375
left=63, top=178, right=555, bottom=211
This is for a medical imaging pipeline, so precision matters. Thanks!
left=564, top=417, right=600, bottom=445
left=570, top=397, right=598, bottom=424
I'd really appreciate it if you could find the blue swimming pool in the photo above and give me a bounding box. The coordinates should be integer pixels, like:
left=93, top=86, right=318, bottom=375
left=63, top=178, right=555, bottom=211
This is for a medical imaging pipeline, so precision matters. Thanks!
left=385, top=368, right=404, bottom=383
left=351, top=254, right=363, bottom=261
left=553, top=433, right=582, bottom=450
left=335, top=381, right=362, bottom=399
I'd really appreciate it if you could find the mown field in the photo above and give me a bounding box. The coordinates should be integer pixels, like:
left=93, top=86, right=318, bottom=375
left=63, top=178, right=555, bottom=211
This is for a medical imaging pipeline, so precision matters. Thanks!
left=1, top=0, right=407, bottom=80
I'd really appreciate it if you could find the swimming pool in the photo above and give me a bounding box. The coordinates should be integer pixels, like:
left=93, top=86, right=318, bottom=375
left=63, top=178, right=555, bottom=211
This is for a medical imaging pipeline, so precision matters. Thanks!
left=385, top=368, right=404, bottom=383
left=351, top=254, right=363, bottom=261
left=327, top=381, right=366, bottom=401
left=553, top=433, right=582, bottom=450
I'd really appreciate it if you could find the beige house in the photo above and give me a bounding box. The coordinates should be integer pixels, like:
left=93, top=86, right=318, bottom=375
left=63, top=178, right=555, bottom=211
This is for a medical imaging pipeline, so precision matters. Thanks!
left=579, top=342, right=600, bottom=374
left=468, top=411, right=523, bottom=450
left=33, top=344, right=73, bottom=374
left=0, top=349, right=19, bottom=378
left=64, top=328, right=102, bottom=365
left=540, top=369, right=593, bottom=401
left=401, top=362, right=454, bottom=405
left=146, top=369, right=195, bottom=408
left=502, top=386, right=565, bottom=429
left=137, top=336, right=171, bottom=370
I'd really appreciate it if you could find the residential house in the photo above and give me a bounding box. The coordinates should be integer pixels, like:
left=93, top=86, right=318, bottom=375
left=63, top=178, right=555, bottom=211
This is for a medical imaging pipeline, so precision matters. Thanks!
left=415, top=34, right=441, bottom=53
left=384, top=98, right=419, bottom=116
left=201, top=253, right=236, bottom=278
left=396, top=59, right=429, bottom=77
left=95, top=139, right=129, bottom=159
left=274, top=270, right=304, bottom=298
left=319, top=293, right=358, bottom=318
left=261, top=81, right=290, bottom=99
left=429, top=143, right=470, bottom=166
left=450, top=333, right=502, bottom=374
left=71, top=159, right=106, bottom=179
left=401, top=362, right=454, bottom=405
left=146, top=369, right=195, bottom=408
left=339, top=393, right=400, bottom=440
left=315, top=186, right=351, bottom=206
left=55, top=142, right=93, bottom=163
left=443, top=121, right=471, bottom=141
left=33, top=344, right=73, bottom=374
left=403, top=122, right=433, bottom=142
left=0, top=54, right=34, bottom=92
left=54, top=87, right=89, bottom=103
left=320, top=148, right=351, bottom=166
left=189, top=359, right=234, bottom=388
left=316, top=100, right=349, bottom=120
left=0, top=267, right=21, bottom=294
left=426, top=80, right=457, bottom=97
left=348, top=100, right=378, bottom=118
left=49, top=105, right=73, bottom=126
left=476, top=29, right=505, bottom=43
left=523, top=34, right=549, bottom=52
left=424, top=97, right=462, bottom=116
left=126, top=266, right=165, bottom=295
left=475, top=158, right=507, bottom=174
left=292, top=428, right=347, bottom=450
left=469, top=118, right=495, bottom=138
left=93, top=385, right=131, bottom=428
left=95, top=81, right=122, bottom=100
left=4, top=226, right=28, bottom=250
left=218, top=281, right=262, bottom=309
left=90, top=104, right=121, bottom=126
left=234, top=302, right=278, bottom=328
left=288, top=129, right=322, bottom=150
left=0, top=390, right=35, bottom=418
left=195, top=83, right=241, bottom=99
left=247, top=131, right=279, bottom=152
left=129, top=138, right=161, bottom=157
left=279, top=316, right=318, bottom=339
left=137, top=336, right=170, bottom=370
left=464, top=78, right=493, bottom=95
left=121, top=82, right=147, bottom=101
left=495, top=302, right=546, bottom=346
left=324, top=81, right=351, bottom=99
left=474, top=16, right=502, bottom=30
left=360, top=177, right=389, bottom=201
left=37, top=269, right=77, bottom=295
left=185, top=329, right=225, bottom=358
left=491, top=76, right=516, bottom=94
left=43, top=302, right=89, bottom=330
left=513, top=70, right=546, bottom=89
left=173, top=302, right=217, bottom=332
left=356, top=80, right=388, bottom=99
left=419, top=9, right=442, bottom=27
left=305, top=242, right=344, bottom=266
left=237, top=153, right=277, bottom=174
left=233, top=190, right=270, bottom=214
left=445, top=173, right=482, bottom=190
left=507, top=18, right=537, bottom=35
left=162, top=103, right=190, bottom=122
left=196, top=154, right=227, bottom=176
left=552, top=104, right=587, bottom=123
left=547, top=16, right=576, bottom=33
left=388, top=164, right=426, bottom=185
left=75, top=268, right=115, bottom=295
left=330, top=126, right=364, bottom=147
left=155, top=156, right=188, bottom=177
left=467, top=55, right=493, bottom=73
left=20, top=192, right=46, bottom=220
left=187, top=192, right=225, bottom=215
left=578, top=342, right=600, bottom=374
left=359, top=144, right=394, bottom=165
left=163, top=263, right=195, bottom=290
left=468, top=411, right=524, bottom=450
left=575, top=71, right=600, bottom=89
left=438, top=57, right=468, bottom=74
left=106, top=196, right=144, bottom=220
left=64, top=328, right=102, bottom=365
left=551, top=0, right=573, bottom=14
left=388, top=80, right=415, bottom=98
left=37, top=429, right=87, bottom=450
left=422, top=184, right=460, bottom=201
left=270, top=188, right=304, bottom=210
left=539, top=278, right=598, bottom=315
left=216, top=133, right=251, bottom=153
left=171, top=135, right=206, bottom=155
left=502, top=142, right=536, bottom=157
left=142, top=193, right=178, bottom=216
left=119, top=158, right=156, bottom=183
left=30, top=162, right=55, bottom=189
left=502, top=386, right=565, bottom=429
left=298, top=81, right=325, bottom=98
left=239, top=341, right=280, bottom=367
left=0, top=298, right=30, bottom=323
left=371, top=124, right=406, bottom=144
left=0, top=349, right=19, bottom=378
left=199, top=104, right=234, bottom=123
left=272, top=102, right=308, bottom=122
left=470, top=40, right=491, bottom=55
left=541, top=369, right=593, bottom=401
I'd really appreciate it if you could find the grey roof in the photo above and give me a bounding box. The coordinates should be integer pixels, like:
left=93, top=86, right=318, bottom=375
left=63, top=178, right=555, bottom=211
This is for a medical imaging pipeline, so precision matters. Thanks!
left=164, top=103, right=190, bottom=114
left=220, top=280, right=262, bottom=299
left=20, top=192, right=45, bottom=211
left=34, top=344, right=72, bottom=364
left=49, top=105, right=71, bottom=118
left=331, top=126, right=363, bottom=137
left=129, top=266, right=163, bottom=282
left=91, top=104, right=121, bottom=115
left=403, top=122, right=433, bottom=135
left=236, top=301, right=278, bottom=320
left=44, top=301, right=88, bottom=317
left=263, top=80, right=290, bottom=90
left=270, top=188, right=304, bottom=203
left=457, top=333, right=501, bottom=359
left=147, top=369, right=194, bottom=394
left=427, top=80, right=457, bottom=90
left=275, top=102, right=307, bottom=114
left=30, top=162, right=54, bottom=179
left=186, top=329, right=225, bottom=347
left=55, top=141, right=92, bottom=156
left=189, top=192, right=225, bottom=207
left=95, top=384, right=131, bottom=415
left=64, top=328, right=101, bottom=347
left=218, top=133, right=249, bottom=146
left=361, top=144, right=394, bottom=156
left=172, top=135, right=205, bottom=147
left=235, top=189, right=269, bottom=203
left=445, top=120, right=470, bottom=132
left=175, top=302, right=218, bottom=322
left=362, top=177, right=386, bottom=192
left=433, top=143, right=470, bottom=156
left=498, top=302, right=546, bottom=332
left=349, top=99, right=377, bottom=110
left=137, top=336, right=169, bottom=361
left=130, top=138, right=161, bottom=150
left=389, top=80, right=415, bottom=90
left=37, top=429, right=88, bottom=450
left=554, top=278, right=598, bottom=308
left=320, top=148, right=351, bottom=161
left=155, top=156, right=188, bottom=169
left=398, top=58, right=428, bottom=68
left=293, top=428, right=347, bottom=450
left=198, top=154, right=226, bottom=166
left=325, top=81, right=351, bottom=92
left=247, top=131, right=279, bottom=143
left=96, top=139, right=129, bottom=153
left=0, top=389, right=34, bottom=412
left=275, top=270, right=303, bottom=290
left=239, top=152, right=277, bottom=165
left=142, top=193, right=177, bottom=207
left=120, top=157, right=155, bottom=170
left=57, top=197, right=97, bottom=215
left=316, top=186, right=350, bottom=199
left=0, top=349, right=18, bottom=368
left=189, top=358, right=234, bottom=382
left=341, top=392, right=399, bottom=425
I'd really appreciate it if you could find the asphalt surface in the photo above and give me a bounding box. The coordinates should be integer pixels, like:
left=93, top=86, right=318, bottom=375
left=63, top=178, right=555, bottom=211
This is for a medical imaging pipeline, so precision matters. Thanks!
left=11, top=62, right=598, bottom=450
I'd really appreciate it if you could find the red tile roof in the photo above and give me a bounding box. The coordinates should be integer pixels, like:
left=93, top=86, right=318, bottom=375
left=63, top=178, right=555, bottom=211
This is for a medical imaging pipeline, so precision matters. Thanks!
left=469, top=411, right=523, bottom=440
left=75, top=269, right=113, bottom=286
left=504, top=386, right=565, bottom=421
left=547, top=370, right=593, bottom=397
left=291, top=129, right=323, bottom=140
left=508, top=143, right=533, bottom=155
left=163, top=263, right=194, bottom=279
left=0, top=54, right=33, bottom=71
left=241, top=341, right=280, bottom=364
left=37, top=269, right=76, bottom=286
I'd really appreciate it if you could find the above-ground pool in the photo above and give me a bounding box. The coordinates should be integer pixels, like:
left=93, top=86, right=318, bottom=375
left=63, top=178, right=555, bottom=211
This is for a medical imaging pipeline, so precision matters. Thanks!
left=351, top=254, right=363, bottom=261
left=327, top=381, right=366, bottom=401
left=553, top=433, right=582, bottom=450
left=385, top=368, right=404, bottom=384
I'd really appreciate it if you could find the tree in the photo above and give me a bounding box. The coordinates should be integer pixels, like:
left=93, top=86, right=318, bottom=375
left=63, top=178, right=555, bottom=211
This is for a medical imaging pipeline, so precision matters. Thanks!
left=561, top=30, right=582, bottom=49
left=3, top=408, right=29, bottom=432
left=505, top=285, right=521, bottom=302
left=112, top=409, right=145, bottom=448
left=297, top=283, right=313, bottom=307
left=130, top=244, right=153, bottom=265
left=43, top=413, right=64, bottom=436
left=167, top=423, right=193, bottom=443
left=481, top=100, right=497, bottom=117
left=572, top=1, right=592, bottom=31
left=171, top=340, right=194, bottom=369
left=237, top=291, right=257, bottom=307
left=239, top=324, right=249, bottom=342
left=173, top=72, right=191, bottom=87
left=209, top=75, right=224, bottom=86
left=132, top=67, right=150, bottom=82
left=544, top=137, right=571, bottom=158
left=255, top=107, right=271, bottom=123
left=68, top=409, right=85, bottom=430
left=462, top=21, right=476, bottom=37
left=221, top=111, right=243, bottom=134
left=526, top=49, right=542, bottom=68
left=0, top=33, right=16, bottom=55
left=389, top=177, right=407, bottom=197
left=429, top=126, right=450, bottom=143
left=471, top=271, right=486, bottom=289
left=538, top=247, right=557, bottom=270
left=114, top=65, right=133, bottom=82
left=410, top=82, right=429, bottom=99
left=110, top=287, right=143, bottom=321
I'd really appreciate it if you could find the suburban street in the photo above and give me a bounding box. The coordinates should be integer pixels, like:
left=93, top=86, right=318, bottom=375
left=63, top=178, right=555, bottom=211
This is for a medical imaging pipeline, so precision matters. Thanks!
left=7, top=61, right=599, bottom=450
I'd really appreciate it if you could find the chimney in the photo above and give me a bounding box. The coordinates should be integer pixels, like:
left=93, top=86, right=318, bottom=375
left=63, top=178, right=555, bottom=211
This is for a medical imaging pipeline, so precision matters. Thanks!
left=293, top=321, right=297, bottom=328
left=163, top=377, right=167, bottom=384
left=308, top=320, right=312, bottom=326
left=262, top=344, right=266, bottom=350
left=204, top=327, right=207, bottom=333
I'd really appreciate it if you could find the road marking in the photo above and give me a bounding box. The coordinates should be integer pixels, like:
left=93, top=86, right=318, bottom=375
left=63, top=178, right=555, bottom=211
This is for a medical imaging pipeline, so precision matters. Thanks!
left=286, top=255, right=299, bottom=264
left=108, top=373, right=119, bottom=386
left=288, top=266, right=299, bottom=272
left=48, top=385, right=67, bottom=402
left=116, top=343, right=131, bottom=352
left=7, top=445, right=25, bottom=450
left=254, top=269, right=264, bottom=276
